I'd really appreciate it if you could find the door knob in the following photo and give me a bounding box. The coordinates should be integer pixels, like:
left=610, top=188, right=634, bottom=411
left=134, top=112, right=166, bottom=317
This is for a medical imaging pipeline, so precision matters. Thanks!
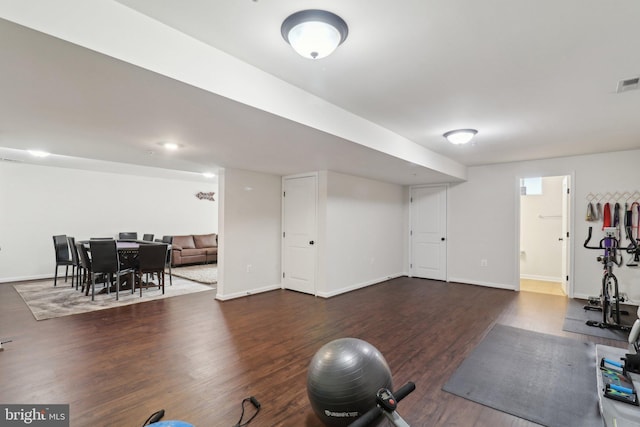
left=441, top=237, right=446, bottom=241
left=309, top=240, right=315, bottom=245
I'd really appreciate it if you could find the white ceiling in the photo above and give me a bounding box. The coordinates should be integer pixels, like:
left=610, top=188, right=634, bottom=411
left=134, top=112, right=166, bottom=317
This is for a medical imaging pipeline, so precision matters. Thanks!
left=1, top=0, right=639, bottom=185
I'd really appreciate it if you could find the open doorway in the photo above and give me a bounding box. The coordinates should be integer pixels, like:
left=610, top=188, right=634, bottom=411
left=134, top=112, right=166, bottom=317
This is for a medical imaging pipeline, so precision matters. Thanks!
left=519, top=175, right=571, bottom=296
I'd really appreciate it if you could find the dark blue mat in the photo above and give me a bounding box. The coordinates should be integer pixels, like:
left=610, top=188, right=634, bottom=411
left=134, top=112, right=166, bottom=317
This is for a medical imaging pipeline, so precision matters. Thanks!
left=563, top=298, right=636, bottom=342
left=443, top=324, right=603, bottom=427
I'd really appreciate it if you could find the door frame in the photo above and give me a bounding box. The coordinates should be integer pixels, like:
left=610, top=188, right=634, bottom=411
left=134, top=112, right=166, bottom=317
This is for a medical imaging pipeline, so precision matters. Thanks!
left=408, top=184, right=448, bottom=280
left=515, top=172, right=575, bottom=297
left=281, top=172, right=319, bottom=296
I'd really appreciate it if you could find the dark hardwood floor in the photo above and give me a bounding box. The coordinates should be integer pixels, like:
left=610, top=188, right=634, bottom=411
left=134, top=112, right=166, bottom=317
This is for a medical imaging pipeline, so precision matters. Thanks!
left=0, top=277, right=625, bottom=426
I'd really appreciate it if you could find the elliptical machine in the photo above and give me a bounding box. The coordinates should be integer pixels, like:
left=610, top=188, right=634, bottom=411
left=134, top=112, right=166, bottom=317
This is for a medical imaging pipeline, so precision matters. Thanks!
left=583, top=226, right=636, bottom=331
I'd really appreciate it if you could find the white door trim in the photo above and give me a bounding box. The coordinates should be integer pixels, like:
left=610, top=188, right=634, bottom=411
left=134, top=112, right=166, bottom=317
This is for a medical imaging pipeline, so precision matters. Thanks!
left=515, top=172, right=575, bottom=296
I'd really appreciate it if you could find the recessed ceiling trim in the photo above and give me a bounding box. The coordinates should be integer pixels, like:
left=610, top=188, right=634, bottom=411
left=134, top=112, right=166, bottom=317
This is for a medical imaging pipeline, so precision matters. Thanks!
left=0, top=1, right=466, bottom=181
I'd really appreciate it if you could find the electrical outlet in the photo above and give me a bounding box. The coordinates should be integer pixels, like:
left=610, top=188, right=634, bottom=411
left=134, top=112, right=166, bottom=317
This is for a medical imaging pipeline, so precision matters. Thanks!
left=480, top=259, right=488, bottom=267
left=246, top=264, right=253, bottom=273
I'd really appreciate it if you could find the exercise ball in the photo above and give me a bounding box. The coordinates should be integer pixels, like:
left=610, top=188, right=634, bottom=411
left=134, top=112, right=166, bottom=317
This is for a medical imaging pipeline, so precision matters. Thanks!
left=307, top=338, right=392, bottom=426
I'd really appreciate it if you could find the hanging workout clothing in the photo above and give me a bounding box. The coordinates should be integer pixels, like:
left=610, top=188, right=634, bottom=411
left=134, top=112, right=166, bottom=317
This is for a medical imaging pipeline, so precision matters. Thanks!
left=602, top=202, right=612, bottom=253
left=614, top=203, right=622, bottom=241
left=624, top=202, right=640, bottom=267
left=625, top=203, right=634, bottom=242
left=634, top=202, right=640, bottom=242
left=586, top=202, right=595, bottom=221
left=635, top=202, right=640, bottom=263
left=602, top=202, right=611, bottom=229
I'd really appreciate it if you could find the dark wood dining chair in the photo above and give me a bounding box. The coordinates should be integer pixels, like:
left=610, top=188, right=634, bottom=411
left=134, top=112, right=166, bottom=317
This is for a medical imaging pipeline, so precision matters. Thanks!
left=88, top=240, right=135, bottom=301
left=76, top=242, right=92, bottom=295
left=135, top=244, right=168, bottom=296
left=118, top=232, right=138, bottom=240
left=142, top=234, right=154, bottom=241
left=155, top=236, right=174, bottom=286
left=76, top=242, right=109, bottom=296
left=162, top=236, right=173, bottom=286
left=53, top=235, right=73, bottom=287
left=67, top=236, right=81, bottom=289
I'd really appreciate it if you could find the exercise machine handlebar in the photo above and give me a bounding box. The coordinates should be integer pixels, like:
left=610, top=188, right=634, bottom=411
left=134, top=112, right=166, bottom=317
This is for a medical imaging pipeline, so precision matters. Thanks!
left=583, top=226, right=622, bottom=250
left=348, top=382, right=416, bottom=427
left=584, top=225, right=638, bottom=253
left=583, top=226, right=595, bottom=249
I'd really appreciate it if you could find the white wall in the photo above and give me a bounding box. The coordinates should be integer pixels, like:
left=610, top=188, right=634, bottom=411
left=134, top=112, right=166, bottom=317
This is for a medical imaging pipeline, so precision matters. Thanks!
left=318, top=171, right=406, bottom=297
left=448, top=148, right=640, bottom=302
left=216, top=168, right=281, bottom=300
left=0, top=161, right=217, bottom=282
left=520, top=176, right=564, bottom=281
left=11, top=148, right=638, bottom=304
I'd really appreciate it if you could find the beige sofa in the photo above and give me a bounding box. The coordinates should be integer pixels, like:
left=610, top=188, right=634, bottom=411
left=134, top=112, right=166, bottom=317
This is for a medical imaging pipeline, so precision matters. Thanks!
left=171, top=234, right=217, bottom=267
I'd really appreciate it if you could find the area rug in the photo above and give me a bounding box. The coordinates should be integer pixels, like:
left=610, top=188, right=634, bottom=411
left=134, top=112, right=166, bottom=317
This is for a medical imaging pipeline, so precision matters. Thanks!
left=169, top=264, right=217, bottom=284
left=14, top=277, right=214, bottom=321
left=443, top=324, right=603, bottom=427
left=563, top=298, right=636, bottom=342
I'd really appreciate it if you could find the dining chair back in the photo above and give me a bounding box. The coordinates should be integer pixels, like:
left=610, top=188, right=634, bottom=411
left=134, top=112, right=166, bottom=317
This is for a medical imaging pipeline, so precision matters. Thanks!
left=88, top=240, right=134, bottom=301
left=135, top=244, right=168, bottom=296
left=75, top=242, right=94, bottom=295
left=118, top=232, right=138, bottom=240
left=142, top=234, right=154, bottom=241
left=161, top=236, right=173, bottom=285
left=67, top=236, right=81, bottom=289
left=53, top=235, right=73, bottom=287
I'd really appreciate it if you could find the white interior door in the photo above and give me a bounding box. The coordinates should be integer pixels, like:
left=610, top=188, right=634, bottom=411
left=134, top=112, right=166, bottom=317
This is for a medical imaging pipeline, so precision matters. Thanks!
left=282, top=174, right=317, bottom=295
left=410, top=185, right=447, bottom=281
left=561, top=176, right=571, bottom=296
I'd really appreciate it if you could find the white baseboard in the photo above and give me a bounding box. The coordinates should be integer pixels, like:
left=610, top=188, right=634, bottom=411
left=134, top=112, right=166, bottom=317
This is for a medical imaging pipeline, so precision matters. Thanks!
left=315, top=273, right=405, bottom=298
left=0, top=273, right=53, bottom=284
left=215, top=284, right=280, bottom=301
left=572, top=292, right=593, bottom=301
left=520, top=274, right=563, bottom=282
left=447, top=277, right=517, bottom=291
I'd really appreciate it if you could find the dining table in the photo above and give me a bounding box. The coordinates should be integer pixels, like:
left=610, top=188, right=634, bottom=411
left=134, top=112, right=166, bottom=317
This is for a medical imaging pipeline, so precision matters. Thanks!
left=80, top=239, right=171, bottom=294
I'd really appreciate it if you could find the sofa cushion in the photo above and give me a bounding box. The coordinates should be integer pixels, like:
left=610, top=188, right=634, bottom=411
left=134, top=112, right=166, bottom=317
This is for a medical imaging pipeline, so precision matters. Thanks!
left=194, top=233, right=217, bottom=248
left=173, top=235, right=196, bottom=250
left=180, top=248, right=206, bottom=257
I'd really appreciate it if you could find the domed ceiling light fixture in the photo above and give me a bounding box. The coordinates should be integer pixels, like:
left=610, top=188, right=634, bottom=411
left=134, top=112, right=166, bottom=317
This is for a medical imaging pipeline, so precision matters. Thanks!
left=443, top=129, right=478, bottom=145
left=281, top=10, right=348, bottom=59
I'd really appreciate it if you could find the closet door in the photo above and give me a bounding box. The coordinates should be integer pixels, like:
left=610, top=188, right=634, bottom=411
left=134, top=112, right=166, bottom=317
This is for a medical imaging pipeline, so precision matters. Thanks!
left=282, top=174, right=317, bottom=295
left=410, top=185, right=447, bottom=281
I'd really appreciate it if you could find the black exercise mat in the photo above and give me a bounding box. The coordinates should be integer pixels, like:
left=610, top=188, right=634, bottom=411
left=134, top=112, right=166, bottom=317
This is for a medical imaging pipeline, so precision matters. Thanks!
left=563, top=298, right=636, bottom=342
left=443, top=324, right=603, bottom=427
